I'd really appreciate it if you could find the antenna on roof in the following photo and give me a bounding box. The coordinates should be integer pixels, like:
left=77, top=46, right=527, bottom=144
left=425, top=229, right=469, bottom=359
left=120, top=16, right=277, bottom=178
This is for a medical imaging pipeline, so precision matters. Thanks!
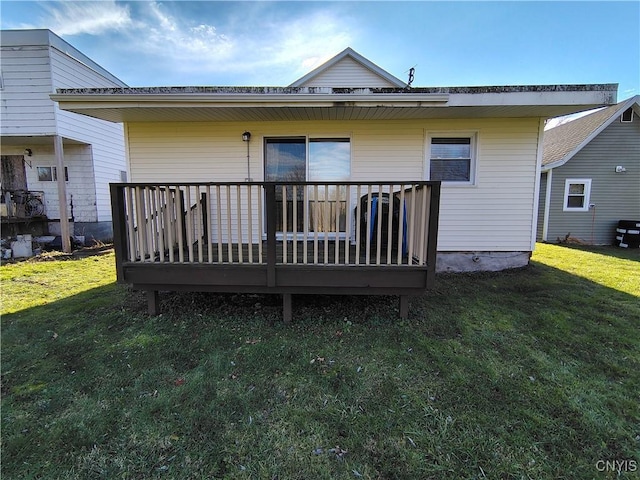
left=407, top=66, right=415, bottom=88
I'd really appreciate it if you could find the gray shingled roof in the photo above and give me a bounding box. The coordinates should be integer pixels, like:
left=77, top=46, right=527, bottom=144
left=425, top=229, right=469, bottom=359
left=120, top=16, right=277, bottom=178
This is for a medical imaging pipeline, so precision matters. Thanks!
left=543, top=96, right=639, bottom=167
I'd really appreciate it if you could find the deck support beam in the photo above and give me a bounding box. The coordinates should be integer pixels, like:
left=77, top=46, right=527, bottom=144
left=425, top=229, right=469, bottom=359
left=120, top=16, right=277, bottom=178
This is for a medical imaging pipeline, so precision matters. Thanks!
left=147, top=290, right=160, bottom=316
left=283, top=293, right=292, bottom=324
left=399, top=295, right=409, bottom=319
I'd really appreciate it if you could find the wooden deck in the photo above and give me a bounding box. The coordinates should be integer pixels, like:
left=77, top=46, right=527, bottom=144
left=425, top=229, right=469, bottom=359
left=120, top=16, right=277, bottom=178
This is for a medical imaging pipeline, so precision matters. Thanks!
left=111, top=181, right=441, bottom=321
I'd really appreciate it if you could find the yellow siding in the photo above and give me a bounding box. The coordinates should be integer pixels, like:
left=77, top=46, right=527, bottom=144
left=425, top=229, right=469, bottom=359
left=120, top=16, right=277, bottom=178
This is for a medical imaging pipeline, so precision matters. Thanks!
left=127, top=117, right=541, bottom=251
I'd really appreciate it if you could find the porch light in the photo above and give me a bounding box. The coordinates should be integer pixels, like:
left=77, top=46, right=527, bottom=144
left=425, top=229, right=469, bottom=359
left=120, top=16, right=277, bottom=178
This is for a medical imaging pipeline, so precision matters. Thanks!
left=24, top=148, right=32, bottom=156
left=242, top=131, right=251, bottom=142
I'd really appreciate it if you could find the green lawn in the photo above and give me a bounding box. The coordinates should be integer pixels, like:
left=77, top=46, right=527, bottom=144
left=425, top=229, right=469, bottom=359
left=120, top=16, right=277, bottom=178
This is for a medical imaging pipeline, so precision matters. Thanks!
left=1, top=244, right=638, bottom=479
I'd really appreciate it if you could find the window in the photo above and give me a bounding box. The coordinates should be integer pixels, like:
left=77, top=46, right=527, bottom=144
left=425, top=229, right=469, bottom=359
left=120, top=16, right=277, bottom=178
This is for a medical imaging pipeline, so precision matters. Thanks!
left=37, top=166, right=68, bottom=182
left=621, top=107, right=633, bottom=123
left=563, top=179, right=592, bottom=212
left=429, top=135, right=476, bottom=183
left=264, top=137, right=351, bottom=233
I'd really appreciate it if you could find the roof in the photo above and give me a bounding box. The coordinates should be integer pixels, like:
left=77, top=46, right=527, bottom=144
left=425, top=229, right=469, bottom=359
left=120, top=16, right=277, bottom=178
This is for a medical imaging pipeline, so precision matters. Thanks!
left=542, top=95, right=640, bottom=169
left=49, top=47, right=618, bottom=123
left=289, top=47, right=407, bottom=88
left=0, top=29, right=127, bottom=87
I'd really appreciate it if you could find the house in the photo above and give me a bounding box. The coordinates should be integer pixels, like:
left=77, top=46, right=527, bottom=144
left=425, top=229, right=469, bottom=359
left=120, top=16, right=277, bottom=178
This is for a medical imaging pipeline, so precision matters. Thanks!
left=52, top=47, right=617, bottom=318
left=537, top=95, right=640, bottom=245
left=0, top=29, right=127, bottom=247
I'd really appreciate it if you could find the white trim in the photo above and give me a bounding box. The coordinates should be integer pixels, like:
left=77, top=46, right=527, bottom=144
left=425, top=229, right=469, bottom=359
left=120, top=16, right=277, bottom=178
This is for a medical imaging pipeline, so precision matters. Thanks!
left=563, top=178, right=592, bottom=212
left=542, top=169, right=552, bottom=242
left=425, top=131, right=479, bottom=186
left=530, top=118, right=545, bottom=250
left=620, top=107, right=634, bottom=122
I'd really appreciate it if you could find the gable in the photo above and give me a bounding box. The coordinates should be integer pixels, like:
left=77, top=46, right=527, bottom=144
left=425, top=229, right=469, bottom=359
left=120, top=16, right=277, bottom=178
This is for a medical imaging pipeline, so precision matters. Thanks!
left=296, top=56, right=400, bottom=88
left=290, top=47, right=406, bottom=88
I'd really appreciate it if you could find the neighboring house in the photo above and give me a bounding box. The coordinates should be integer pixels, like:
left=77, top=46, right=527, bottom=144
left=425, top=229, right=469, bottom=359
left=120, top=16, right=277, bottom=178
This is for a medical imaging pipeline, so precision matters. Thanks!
left=52, top=47, right=616, bottom=317
left=0, top=29, right=127, bottom=242
left=538, top=95, right=640, bottom=245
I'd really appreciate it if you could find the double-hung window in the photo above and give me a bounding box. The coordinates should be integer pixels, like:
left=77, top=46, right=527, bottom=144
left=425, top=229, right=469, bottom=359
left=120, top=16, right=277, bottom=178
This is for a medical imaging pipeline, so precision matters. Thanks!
left=563, top=179, right=592, bottom=212
left=428, top=134, right=476, bottom=183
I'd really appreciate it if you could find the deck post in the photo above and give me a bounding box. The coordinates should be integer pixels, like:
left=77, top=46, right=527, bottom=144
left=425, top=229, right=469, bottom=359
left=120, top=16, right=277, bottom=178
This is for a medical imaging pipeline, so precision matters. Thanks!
left=426, top=183, right=441, bottom=287
left=147, top=290, right=160, bottom=316
left=283, top=293, right=292, bottom=324
left=265, top=183, right=277, bottom=287
left=399, top=295, right=409, bottom=319
left=110, top=184, right=127, bottom=282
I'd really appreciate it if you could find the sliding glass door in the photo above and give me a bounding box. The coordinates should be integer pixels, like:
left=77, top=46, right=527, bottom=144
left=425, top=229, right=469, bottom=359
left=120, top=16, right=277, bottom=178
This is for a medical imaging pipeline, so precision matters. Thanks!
left=264, top=137, right=350, bottom=235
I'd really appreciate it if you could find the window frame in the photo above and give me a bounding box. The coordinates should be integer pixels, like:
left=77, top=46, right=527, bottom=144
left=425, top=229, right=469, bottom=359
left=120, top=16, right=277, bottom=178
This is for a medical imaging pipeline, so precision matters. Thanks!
left=36, top=166, right=69, bottom=182
left=620, top=107, right=633, bottom=123
left=426, top=132, right=478, bottom=185
left=563, top=178, right=592, bottom=212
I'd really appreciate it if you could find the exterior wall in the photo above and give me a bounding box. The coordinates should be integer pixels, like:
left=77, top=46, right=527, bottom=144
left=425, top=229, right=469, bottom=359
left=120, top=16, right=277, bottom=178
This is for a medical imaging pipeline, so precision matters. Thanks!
left=299, top=57, right=397, bottom=88
left=545, top=112, right=640, bottom=244
left=126, top=117, right=541, bottom=253
left=50, top=46, right=127, bottom=223
left=0, top=45, right=56, bottom=135
left=0, top=143, right=97, bottom=222
left=537, top=172, right=547, bottom=240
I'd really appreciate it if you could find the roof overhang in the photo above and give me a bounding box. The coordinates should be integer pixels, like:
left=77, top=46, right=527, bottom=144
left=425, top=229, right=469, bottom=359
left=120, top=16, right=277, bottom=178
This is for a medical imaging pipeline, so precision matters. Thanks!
left=51, top=85, right=618, bottom=123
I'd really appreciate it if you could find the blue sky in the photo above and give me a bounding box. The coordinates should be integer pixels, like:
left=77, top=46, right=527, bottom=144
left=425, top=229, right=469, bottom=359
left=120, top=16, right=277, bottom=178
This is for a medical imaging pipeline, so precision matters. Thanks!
left=1, top=1, right=638, bottom=100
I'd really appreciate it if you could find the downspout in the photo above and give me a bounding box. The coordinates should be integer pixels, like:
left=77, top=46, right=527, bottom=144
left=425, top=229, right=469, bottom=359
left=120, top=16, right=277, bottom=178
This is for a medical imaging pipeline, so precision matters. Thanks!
left=542, top=168, right=552, bottom=242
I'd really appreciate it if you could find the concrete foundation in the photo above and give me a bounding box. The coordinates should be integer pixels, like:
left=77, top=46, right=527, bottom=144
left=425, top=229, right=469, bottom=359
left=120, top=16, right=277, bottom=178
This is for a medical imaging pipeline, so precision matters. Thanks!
left=436, top=251, right=531, bottom=273
left=73, top=221, right=113, bottom=243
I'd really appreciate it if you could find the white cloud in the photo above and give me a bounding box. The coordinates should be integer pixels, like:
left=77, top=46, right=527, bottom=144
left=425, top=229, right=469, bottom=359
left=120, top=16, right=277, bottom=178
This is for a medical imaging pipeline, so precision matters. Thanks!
left=25, top=1, right=355, bottom=85
left=41, top=0, right=132, bottom=36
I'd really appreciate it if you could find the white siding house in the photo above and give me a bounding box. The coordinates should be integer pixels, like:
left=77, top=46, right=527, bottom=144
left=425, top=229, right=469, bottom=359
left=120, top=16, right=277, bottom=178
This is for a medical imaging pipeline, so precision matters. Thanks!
left=53, top=47, right=617, bottom=270
left=0, top=29, right=127, bottom=242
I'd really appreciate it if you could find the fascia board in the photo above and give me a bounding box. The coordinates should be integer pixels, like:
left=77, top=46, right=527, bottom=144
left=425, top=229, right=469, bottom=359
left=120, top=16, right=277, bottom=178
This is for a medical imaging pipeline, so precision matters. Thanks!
left=52, top=93, right=450, bottom=107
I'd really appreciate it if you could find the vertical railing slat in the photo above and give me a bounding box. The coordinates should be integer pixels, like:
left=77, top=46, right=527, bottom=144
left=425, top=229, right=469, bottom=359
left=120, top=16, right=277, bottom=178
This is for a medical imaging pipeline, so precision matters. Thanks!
left=365, top=185, right=372, bottom=265
left=226, top=185, right=233, bottom=263
left=175, top=186, right=185, bottom=263
left=407, top=184, right=416, bottom=264
left=324, top=184, right=329, bottom=265
left=196, top=186, right=204, bottom=263
left=397, top=185, right=405, bottom=265
left=375, top=184, right=383, bottom=266
left=303, top=186, right=309, bottom=265
left=216, top=185, right=223, bottom=263
left=125, top=186, right=136, bottom=261
left=313, top=185, right=319, bottom=265
left=165, top=187, right=175, bottom=263
left=386, top=184, right=394, bottom=265
left=155, top=187, right=165, bottom=263
left=419, top=186, right=428, bottom=265
left=355, top=185, right=361, bottom=265
left=292, top=185, right=298, bottom=264
left=335, top=185, right=340, bottom=264
left=185, top=187, right=194, bottom=262
left=206, top=185, right=213, bottom=263
left=282, top=185, right=287, bottom=264
left=237, top=185, right=243, bottom=264
left=247, top=185, right=253, bottom=264
left=258, top=185, right=263, bottom=264
left=344, top=185, right=350, bottom=265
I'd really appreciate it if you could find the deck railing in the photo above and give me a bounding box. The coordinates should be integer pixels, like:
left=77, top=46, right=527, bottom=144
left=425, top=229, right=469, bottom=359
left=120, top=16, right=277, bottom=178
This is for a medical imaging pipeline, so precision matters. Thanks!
left=111, top=181, right=440, bottom=271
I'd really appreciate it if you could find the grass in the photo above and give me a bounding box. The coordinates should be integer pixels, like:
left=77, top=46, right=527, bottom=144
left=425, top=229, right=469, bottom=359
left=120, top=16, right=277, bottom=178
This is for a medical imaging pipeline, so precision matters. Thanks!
left=1, top=243, right=639, bottom=479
